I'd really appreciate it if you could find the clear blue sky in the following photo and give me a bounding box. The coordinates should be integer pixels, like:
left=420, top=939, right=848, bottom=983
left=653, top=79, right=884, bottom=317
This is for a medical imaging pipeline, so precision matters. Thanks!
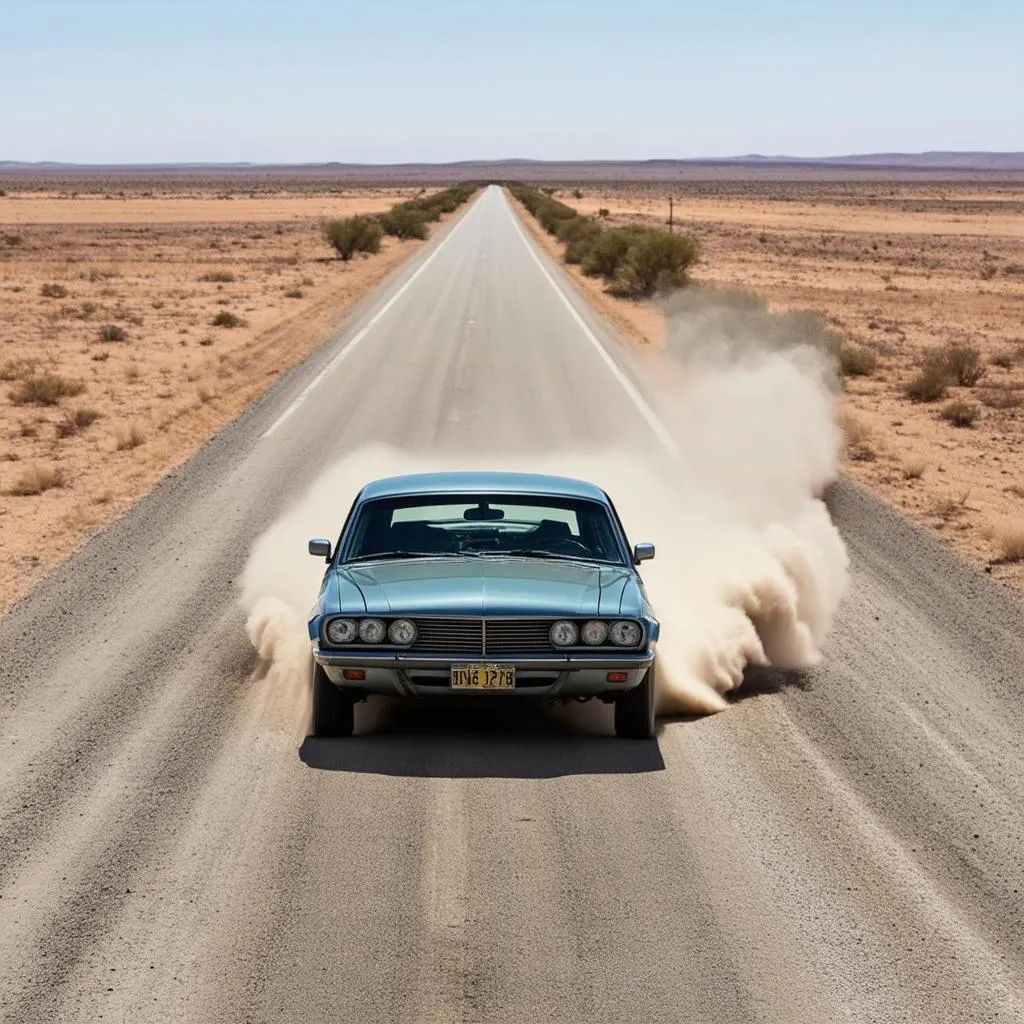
left=1, top=0, right=1020, bottom=163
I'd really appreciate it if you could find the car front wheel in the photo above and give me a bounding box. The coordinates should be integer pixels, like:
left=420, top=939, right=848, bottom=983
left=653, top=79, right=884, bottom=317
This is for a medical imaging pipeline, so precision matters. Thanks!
left=311, top=662, right=355, bottom=738
left=614, top=663, right=656, bottom=739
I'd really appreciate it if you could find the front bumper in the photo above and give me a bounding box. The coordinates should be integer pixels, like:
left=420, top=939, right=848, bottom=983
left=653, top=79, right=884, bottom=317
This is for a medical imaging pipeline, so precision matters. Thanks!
left=313, top=647, right=655, bottom=698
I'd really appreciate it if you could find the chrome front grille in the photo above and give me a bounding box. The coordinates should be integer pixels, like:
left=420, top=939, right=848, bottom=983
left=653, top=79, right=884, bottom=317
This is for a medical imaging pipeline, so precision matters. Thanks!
left=484, top=620, right=554, bottom=654
left=410, top=618, right=555, bottom=655
left=411, top=618, right=484, bottom=655
left=407, top=618, right=641, bottom=656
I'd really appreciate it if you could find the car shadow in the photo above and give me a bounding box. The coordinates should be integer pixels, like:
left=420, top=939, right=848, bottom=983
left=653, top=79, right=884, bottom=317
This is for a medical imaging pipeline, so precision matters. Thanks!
left=299, top=699, right=665, bottom=779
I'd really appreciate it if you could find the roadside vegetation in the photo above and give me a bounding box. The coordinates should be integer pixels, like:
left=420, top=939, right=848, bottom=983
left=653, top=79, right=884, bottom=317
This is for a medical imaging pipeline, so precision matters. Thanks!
left=323, top=184, right=477, bottom=258
left=509, top=184, right=698, bottom=297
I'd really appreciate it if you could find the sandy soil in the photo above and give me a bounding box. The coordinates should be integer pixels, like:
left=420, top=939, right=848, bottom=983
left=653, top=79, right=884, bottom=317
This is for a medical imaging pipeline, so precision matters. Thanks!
left=0, top=186, right=457, bottom=611
left=517, top=182, right=1024, bottom=588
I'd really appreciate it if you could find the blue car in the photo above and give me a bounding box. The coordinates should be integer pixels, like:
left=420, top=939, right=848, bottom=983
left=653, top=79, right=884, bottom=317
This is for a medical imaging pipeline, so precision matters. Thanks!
left=307, top=472, right=659, bottom=738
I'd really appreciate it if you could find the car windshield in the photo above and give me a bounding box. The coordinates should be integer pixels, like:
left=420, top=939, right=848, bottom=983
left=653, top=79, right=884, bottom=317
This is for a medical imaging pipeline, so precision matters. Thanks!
left=343, top=494, right=627, bottom=564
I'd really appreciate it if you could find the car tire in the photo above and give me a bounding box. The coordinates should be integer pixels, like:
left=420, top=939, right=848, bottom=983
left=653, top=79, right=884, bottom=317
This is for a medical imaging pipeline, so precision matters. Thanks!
left=614, top=663, right=656, bottom=739
left=311, top=662, right=355, bottom=738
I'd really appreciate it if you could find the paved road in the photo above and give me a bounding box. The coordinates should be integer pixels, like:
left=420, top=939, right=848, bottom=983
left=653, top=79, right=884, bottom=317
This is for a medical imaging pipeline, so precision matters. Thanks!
left=1, top=187, right=1022, bottom=1023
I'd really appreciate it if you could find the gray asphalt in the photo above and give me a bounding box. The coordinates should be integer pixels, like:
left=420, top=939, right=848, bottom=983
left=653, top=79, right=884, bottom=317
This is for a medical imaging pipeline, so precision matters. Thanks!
left=1, top=186, right=1022, bottom=1023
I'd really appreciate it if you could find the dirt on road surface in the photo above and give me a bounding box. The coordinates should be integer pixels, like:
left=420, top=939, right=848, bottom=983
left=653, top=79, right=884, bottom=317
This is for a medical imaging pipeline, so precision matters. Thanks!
left=0, top=187, right=1022, bottom=1024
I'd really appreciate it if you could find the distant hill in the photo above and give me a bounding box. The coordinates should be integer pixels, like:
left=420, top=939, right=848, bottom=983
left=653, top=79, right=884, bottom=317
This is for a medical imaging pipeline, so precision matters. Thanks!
left=2, top=152, right=1022, bottom=181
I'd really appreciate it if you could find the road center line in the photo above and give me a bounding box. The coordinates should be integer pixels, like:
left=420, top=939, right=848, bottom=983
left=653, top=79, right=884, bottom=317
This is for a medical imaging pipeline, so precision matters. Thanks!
left=502, top=193, right=680, bottom=459
left=261, top=198, right=478, bottom=439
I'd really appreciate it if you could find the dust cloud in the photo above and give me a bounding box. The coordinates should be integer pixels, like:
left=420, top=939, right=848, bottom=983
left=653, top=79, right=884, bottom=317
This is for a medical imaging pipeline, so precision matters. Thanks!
left=239, top=286, right=848, bottom=716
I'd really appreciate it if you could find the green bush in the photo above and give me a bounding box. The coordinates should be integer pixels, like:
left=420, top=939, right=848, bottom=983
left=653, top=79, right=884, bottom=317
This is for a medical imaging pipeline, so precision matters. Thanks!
left=581, top=228, right=641, bottom=279
left=556, top=216, right=602, bottom=264
left=378, top=206, right=430, bottom=240
left=323, top=216, right=383, bottom=260
left=613, top=232, right=699, bottom=297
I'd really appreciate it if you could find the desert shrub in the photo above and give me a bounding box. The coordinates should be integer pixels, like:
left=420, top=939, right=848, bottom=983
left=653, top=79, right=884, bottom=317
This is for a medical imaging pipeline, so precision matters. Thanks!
left=199, top=271, right=235, bottom=283
left=613, top=231, right=699, bottom=297
left=1002, top=262, right=1024, bottom=276
left=323, top=216, right=383, bottom=260
left=939, top=400, right=980, bottom=427
left=55, top=407, right=101, bottom=438
left=7, top=463, right=65, bottom=496
left=378, top=206, right=429, bottom=240
left=902, top=460, right=926, bottom=480
left=2, top=233, right=23, bottom=246
left=980, top=263, right=998, bottom=280
left=510, top=186, right=578, bottom=235
left=40, top=282, right=69, bottom=299
left=556, top=216, right=602, bottom=264
left=937, top=343, right=986, bottom=386
left=284, top=288, right=304, bottom=299
left=572, top=189, right=584, bottom=200
left=905, top=364, right=949, bottom=402
left=990, top=349, right=1015, bottom=369
left=597, top=208, right=610, bottom=219
left=211, top=310, right=245, bottom=328
left=838, top=345, right=878, bottom=377
left=98, top=323, right=128, bottom=342
left=581, top=227, right=642, bottom=279
left=9, top=374, right=85, bottom=406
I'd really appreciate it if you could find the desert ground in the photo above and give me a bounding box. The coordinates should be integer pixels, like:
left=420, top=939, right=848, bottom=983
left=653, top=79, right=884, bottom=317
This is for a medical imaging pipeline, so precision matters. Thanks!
left=520, top=180, right=1024, bottom=588
left=0, top=182, right=456, bottom=610
left=2, top=175, right=1022, bottom=610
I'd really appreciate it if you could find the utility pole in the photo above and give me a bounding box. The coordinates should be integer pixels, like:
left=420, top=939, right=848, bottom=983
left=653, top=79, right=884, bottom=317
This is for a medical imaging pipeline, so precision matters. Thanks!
left=668, top=196, right=674, bottom=234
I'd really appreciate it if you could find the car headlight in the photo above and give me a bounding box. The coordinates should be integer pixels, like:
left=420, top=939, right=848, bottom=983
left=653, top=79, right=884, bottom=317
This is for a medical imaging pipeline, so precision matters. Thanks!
left=358, top=618, right=387, bottom=644
left=580, top=620, right=609, bottom=646
left=325, top=618, right=357, bottom=645
left=388, top=618, right=417, bottom=645
left=550, top=620, right=579, bottom=647
left=609, top=620, right=643, bottom=647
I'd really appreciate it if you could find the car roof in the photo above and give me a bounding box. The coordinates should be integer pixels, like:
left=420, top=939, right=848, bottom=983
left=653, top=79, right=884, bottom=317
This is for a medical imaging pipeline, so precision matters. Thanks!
left=358, top=471, right=610, bottom=503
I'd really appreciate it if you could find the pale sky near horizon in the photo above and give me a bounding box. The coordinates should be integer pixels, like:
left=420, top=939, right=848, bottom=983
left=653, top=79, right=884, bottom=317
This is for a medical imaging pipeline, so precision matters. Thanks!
left=1, top=0, right=1020, bottom=164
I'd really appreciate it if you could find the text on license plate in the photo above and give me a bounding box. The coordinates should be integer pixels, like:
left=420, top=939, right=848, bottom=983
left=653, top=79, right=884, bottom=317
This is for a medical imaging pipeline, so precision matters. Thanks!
left=451, top=664, right=515, bottom=689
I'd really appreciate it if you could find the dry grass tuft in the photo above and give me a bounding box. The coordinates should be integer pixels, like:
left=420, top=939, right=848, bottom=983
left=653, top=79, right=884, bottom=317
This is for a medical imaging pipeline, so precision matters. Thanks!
left=114, top=421, right=146, bottom=451
left=0, top=357, right=37, bottom=382
left=837, top=409, right=877, bottom=461
left=989, top=518, right=1024, bottom=563
left=198, top=271, right=236, bottom=283
left=978, top=388, right=1023, bottom=411
left=838, top=345, right=878, bottom=377
left=8, top=373, right=85, bottom=406
left=7, top=463, right=66, bottom=496
left=55, top=407, right=102, bottom=438
left=905, top=362, right=949, bottom=403
left=930, top=490, right=971, bottom=521
left=902, top=460, right=926, bottom=480
left=939, top=400, right=981, bottom=427
left=40, top=282, right=69, bottom=299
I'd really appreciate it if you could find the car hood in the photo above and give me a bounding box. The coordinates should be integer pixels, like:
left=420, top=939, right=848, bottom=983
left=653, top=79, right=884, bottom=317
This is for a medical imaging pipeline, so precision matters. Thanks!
left=336, top=557, right=635, bottom=616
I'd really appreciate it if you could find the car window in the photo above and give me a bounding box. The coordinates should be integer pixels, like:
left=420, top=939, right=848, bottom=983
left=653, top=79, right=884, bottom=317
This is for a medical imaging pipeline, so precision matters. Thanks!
left=345, top=494, right=626, bottom=564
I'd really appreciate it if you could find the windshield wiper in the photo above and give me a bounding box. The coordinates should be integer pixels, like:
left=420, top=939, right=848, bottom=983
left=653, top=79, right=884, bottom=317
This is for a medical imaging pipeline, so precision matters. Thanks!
left=346, top=551, right=439, bottom=563
left=485, top=549, right=568, bottom=560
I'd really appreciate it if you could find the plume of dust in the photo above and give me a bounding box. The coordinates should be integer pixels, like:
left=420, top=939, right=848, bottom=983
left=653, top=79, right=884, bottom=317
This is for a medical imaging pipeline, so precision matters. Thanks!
left=238, top=286, right=849, bottom=716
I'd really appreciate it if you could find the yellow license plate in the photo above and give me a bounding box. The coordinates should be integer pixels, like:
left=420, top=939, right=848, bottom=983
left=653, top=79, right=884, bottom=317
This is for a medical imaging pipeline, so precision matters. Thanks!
left=451, top=664, right=515, bottom=690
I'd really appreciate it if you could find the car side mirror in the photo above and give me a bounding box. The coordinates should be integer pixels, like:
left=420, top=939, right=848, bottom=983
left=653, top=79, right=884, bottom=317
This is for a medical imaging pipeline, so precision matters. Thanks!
left=308, top=538, right=332, bottom=561
left=633, top=542, right=655, bottom=564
